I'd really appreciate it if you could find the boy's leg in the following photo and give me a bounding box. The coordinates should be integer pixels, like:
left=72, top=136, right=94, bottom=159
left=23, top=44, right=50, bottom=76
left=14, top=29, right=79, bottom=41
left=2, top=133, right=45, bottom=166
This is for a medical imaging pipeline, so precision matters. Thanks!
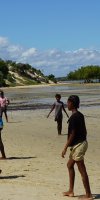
left=0, top=132, right=6, bottom=159
left=4, top=110, right=8, bottom=122
left=76, top=160, right=92, bottom=199
left=57, top=118, right=62, bottom=135
left=63, top=158, right=75, bottom=196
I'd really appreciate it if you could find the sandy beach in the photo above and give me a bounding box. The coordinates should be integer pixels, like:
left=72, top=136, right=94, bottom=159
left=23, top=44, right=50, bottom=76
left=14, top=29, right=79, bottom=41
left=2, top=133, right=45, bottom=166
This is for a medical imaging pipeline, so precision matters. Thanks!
left=0, top=106, right=100, bottom=200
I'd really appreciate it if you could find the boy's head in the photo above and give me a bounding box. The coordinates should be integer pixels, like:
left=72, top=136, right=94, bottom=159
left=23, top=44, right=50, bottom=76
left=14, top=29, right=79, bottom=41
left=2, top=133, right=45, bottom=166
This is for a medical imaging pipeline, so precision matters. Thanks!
left=0, top=90, right=4, bottom=97
left=55, top=93, right=61, bottom=100
left=67, top=95, right=80, bottom=109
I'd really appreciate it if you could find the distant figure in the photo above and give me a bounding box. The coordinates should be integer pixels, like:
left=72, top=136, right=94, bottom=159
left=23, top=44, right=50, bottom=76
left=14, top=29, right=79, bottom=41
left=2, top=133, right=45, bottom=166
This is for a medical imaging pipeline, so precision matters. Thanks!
left=61, top=95, right=92, bottom=200
left=47, top=93, right=69, bottom=135
left=0, top=106, right=6, bottom=159
left=0, top=90, right=10, bottom=122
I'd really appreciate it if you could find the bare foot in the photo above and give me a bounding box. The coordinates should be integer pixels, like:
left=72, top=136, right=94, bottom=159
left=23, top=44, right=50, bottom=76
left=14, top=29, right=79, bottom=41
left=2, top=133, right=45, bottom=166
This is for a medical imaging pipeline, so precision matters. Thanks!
left=63, top=191, right=74, bottom=197
left=0, top=157, right=6, bottom=160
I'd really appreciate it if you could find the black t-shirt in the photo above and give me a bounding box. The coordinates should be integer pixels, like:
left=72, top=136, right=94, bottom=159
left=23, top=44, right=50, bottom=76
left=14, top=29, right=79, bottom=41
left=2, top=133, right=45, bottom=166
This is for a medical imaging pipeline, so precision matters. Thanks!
left=68, top=111, right=87, bottom=146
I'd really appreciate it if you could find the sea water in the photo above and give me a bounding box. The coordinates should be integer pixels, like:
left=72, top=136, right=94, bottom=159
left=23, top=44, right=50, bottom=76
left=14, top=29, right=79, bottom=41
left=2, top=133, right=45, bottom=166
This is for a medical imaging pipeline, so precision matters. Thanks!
left=4, top=83, right=100, bottom=110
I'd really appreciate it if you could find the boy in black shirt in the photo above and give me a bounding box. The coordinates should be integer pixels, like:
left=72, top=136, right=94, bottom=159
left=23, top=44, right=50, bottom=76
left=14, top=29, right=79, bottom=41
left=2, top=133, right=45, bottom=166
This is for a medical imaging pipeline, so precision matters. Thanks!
left=61, top=95, right=92, bottom=200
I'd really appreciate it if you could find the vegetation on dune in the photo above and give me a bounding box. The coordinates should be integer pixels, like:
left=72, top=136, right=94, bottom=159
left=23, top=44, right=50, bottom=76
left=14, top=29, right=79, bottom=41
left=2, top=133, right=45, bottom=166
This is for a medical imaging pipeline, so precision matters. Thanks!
left=0, top=58, right=57, bottom=87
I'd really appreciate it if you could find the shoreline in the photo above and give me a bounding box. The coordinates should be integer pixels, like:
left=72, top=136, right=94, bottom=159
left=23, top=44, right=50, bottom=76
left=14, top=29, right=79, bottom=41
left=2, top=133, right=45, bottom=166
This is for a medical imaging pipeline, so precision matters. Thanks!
left=1, top=83, right=57, bottom=90
left=1, top=82, right=100, bottom=111
left=1, top=82, right=100, bottom=91
left=8, top=103, right=100, bottom=111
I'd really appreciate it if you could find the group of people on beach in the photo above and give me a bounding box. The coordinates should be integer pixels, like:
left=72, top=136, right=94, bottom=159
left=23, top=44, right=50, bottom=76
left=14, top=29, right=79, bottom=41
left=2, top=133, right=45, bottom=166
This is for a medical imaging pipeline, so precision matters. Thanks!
left=0, top=90, right=93, bottom=199
left=47, top=94, right=92, bottom=200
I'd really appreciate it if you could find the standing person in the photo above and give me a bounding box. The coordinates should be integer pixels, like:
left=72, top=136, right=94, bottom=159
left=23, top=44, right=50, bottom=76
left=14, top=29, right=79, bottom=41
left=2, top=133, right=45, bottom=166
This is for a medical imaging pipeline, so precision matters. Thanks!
left=47, top=93, right=69, bottom=135
left=0, top=90, right=10, bottom=122
left=61, top=95, right=92, bottom=199
left=0, top=105, right=6, bottom=159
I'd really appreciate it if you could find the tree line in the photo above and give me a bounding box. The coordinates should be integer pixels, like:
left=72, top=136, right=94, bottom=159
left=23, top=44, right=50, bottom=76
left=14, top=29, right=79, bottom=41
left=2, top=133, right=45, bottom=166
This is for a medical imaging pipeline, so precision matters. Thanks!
left=66, top=65, right=100, bottom=83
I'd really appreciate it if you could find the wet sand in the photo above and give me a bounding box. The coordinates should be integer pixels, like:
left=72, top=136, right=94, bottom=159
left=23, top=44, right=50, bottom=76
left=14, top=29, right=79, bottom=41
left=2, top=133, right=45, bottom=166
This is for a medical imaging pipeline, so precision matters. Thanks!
left=2, top=82, right=100, bottom=111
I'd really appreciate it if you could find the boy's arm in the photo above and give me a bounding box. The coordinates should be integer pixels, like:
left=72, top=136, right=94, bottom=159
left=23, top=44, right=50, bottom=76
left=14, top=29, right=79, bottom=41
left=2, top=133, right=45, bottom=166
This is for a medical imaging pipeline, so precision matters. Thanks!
left=47, top=104, right=55, bottom=118
left=62, top=103, right=69, bottom=118
left=7, top=98, right=10, bottom=105
left=61, top=130, right=75, bottom=158
left=5, top=97, right=10, bottom=105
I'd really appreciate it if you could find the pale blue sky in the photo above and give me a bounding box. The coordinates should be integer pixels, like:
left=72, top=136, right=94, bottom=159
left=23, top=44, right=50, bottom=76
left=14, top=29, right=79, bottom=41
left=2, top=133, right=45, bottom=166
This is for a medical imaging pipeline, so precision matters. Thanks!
left=0, top=0, right=100, bottom=77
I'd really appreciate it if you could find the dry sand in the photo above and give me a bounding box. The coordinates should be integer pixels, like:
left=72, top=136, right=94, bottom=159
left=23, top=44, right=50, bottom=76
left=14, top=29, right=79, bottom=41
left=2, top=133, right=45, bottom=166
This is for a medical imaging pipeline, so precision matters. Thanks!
left=0, top=107, right=100, bottom=200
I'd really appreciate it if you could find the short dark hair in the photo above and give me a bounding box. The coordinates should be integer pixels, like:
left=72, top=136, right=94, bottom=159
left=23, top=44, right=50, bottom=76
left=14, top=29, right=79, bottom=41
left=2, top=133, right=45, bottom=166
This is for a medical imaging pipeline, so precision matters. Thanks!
left=68, top=95, right=80, bottom=108
left=0, top=90, right=4, bottom=96
left=55, top=93, right=61, bottom=99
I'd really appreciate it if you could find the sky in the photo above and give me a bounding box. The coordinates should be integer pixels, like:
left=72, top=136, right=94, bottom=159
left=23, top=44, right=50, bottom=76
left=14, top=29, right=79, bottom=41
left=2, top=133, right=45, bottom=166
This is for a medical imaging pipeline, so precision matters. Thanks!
left=0, top=0, right=100, bottom=77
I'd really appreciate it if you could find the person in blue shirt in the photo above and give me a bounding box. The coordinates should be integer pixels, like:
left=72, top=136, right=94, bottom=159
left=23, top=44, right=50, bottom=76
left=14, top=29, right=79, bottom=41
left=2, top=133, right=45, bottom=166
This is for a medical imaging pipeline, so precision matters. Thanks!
left=0, top=106, right=6, bottom=159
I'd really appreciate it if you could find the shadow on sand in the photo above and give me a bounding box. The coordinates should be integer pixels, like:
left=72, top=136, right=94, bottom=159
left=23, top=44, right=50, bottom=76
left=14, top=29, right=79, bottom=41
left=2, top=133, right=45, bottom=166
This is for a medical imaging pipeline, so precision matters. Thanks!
left=8, top=121, right=24, bottom=123
left=0, top=175, right=25, bottom=180
left=6, top=156, right=37, bottom=160
left=78, top=194, right=100, bottom=200
left=93, top=194, right=100, bottom=199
